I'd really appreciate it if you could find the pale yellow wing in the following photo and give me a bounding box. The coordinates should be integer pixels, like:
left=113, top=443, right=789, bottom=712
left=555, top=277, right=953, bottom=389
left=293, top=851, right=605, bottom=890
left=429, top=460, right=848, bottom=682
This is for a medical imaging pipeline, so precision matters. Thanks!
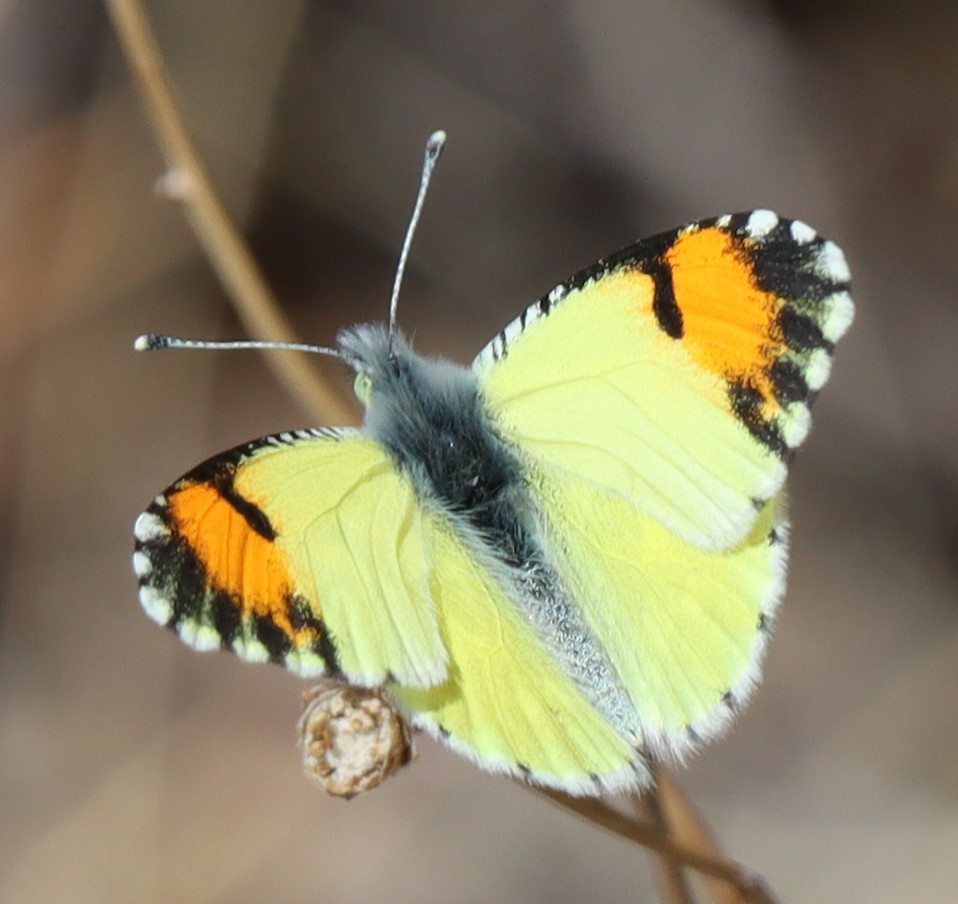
left=475, top=212, right=853, bottom=549
left=536, top=468, right=788, bottom=763
left=394, top=514, right=645, bottom=795
left=389, top=483, right=787, bottom=794
left=133, top=428, right=446, bottom=687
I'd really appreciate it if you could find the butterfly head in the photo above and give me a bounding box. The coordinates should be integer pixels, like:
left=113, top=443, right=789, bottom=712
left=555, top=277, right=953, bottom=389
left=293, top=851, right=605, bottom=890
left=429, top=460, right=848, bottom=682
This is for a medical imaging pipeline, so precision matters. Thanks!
left=336, top=319, right=478, bottom=457
left=337, top=322, right=407, bottom=408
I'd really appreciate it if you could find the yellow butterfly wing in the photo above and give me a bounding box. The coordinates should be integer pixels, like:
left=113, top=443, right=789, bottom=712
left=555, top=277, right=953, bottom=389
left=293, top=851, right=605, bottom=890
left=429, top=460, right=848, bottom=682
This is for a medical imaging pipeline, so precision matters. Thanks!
left=426, top=211, right=853, bottom=786
left=475, top=211, right=854, bottom=549
left=391, top=487, right=786, bottom=794
left=394, top=514, right=644, bottom=795
left=537, top=470, right=788, bottom=763
left=133, top=428, right=446, bottom=687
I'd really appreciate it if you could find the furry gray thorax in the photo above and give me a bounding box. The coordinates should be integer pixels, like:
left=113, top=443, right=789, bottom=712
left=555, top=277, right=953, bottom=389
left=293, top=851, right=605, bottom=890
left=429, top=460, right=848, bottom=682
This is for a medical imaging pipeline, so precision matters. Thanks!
left=337, top=323, right=533, bottom=568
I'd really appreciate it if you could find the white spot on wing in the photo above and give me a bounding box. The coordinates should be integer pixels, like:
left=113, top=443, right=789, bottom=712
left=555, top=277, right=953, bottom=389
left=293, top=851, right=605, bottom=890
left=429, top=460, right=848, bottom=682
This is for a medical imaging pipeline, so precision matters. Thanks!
left=782, top=405, right=811, bottom=448
left=804, top=349, right=833, bottom=391
left=822, top=290, right=855, bottom=342
left=817, top=240, right=851, bottom=284
left=234, top=638, right=270, bottom=664
left=473, top=295, right=555, bottom=372
left=178, top=620, right=221, bottom=651
left=755, top=458, right=789, bottom=508
left=139, top=585, right=172, bottom=624
left=746, top=209, right=779, bottom=238
left=502, top=316, right=524, bottom=347
left=716, top=214, right=732, bottom=228
left=790, top=219, right=817, bottom=244
left=132, top=551, right=152, bottom=578
left=134, top=511, right=167, bottom=543
left=286, top=650, right=327, bottom=678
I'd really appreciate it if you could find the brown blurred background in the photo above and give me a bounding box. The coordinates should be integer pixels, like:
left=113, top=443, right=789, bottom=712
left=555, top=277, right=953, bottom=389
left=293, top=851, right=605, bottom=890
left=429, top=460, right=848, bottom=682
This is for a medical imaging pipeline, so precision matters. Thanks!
left=2, top=1, right=956, bottom=901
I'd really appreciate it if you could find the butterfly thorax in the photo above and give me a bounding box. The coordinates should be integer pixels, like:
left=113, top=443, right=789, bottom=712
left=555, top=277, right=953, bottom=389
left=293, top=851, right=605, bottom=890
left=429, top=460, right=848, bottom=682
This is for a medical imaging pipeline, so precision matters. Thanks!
left=338, top=323, right=530, bottom=562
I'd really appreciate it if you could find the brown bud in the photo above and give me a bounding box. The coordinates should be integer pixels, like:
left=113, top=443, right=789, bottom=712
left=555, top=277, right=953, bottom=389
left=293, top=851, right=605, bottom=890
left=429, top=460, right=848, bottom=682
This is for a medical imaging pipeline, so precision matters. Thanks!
left=298, top=683, right=415, bottom=799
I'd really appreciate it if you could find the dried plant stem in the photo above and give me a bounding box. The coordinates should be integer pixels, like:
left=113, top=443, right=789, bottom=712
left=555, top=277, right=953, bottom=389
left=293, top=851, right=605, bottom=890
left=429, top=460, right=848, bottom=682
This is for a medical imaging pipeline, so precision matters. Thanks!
left=535, top=785, right=777, bottom=904
left=638, top=780, right=696, bottom=903
left=652, top=769, right=759, bottom=904
left=104, top=0, right=354, bottom=423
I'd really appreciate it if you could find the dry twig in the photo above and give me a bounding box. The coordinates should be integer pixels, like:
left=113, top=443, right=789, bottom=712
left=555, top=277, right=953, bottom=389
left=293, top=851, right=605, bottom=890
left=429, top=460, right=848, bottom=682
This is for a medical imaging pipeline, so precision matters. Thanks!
left=536, top=785, right=777, bottom=904
left=105, top=0, right=354, bottom=423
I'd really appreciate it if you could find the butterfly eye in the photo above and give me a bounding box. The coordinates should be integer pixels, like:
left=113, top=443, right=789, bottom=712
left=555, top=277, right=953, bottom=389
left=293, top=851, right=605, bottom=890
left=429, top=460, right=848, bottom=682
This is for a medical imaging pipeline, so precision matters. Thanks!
left=353, top=372, right=374, bottom=404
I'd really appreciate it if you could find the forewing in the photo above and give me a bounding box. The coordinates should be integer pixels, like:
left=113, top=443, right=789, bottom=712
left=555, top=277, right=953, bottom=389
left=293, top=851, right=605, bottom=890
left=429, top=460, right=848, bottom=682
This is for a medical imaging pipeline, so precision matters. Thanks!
left=133, top=428, right=446, bottom=687
left=475, top=211, right=853, bottom=549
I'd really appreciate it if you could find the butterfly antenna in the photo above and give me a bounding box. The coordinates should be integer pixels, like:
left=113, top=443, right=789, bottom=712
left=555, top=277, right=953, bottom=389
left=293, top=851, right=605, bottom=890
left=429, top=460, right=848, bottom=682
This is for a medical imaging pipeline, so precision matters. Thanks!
left=134, top=334, right=340, bottom=357
left=388, top=129, right=446, bottom=346
left=137, top=132, right=446, bottom=360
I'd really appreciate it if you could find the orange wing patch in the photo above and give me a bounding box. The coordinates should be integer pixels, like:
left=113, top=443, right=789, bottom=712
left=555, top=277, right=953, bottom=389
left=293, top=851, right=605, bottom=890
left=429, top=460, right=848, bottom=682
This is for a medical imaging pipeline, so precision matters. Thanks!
left=166, top=481, right=319, bottom=647
left=517, top=212, right=847, bottom=459
left=133, top=451, right=338, bottom=675
left=666, top=226, right=786, bottom=420
left=594, top=212, right=850, bottom=457
left=479, top=211, right=850, bottom=461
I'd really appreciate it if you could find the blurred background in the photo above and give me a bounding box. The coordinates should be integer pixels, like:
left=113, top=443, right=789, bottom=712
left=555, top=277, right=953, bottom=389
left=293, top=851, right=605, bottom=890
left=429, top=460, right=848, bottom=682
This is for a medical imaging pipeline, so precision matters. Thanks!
left=2, top=1, right=957, bottom=901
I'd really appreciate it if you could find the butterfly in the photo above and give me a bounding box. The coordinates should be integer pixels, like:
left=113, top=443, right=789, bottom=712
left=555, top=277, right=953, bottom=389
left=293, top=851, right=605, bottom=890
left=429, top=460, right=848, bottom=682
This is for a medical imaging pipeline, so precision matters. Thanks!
left=133, top=135, right=853, bottom=796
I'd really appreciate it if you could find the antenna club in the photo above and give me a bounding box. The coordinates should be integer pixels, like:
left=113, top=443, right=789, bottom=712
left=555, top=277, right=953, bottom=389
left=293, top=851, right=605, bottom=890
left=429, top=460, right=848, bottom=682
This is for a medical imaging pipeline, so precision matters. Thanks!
left=134, top=334, right=167, bottom=351
left=426, top=130, right=447, bottom=158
